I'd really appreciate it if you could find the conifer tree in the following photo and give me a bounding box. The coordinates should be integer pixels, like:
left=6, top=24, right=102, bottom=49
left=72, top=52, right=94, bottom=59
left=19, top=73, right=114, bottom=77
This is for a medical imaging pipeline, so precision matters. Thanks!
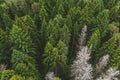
left=1, top=70, right=15, bottom=80
left=104, top=0, right=120, bottom=9
left=2, top=13, right=13, bottom=29
left=11, top=49, right=40, bottom=80
left=98, top=36, right=117, bottom=56
left=57, top=40, right=68, bottom=67
left=59, top=24, right=71, bottom=46
left=0, top=29, right=11, bottom=64
left=43, top=42, right=54, bottom=69
left=71, top=46, right=93, bottom=80
left=110, top=5, right=120, bottom=21
left=10, top=75, right=25, bottom=80
left=40, top=18, right=47, bottom=51
left=96, top=9, right=109, bottom=37
left=38, top=4, right=48, bottom=21
left=87, top=28, right=100, bottom=52
left=109, top=48, right=120, bottom=68
left=9, top=25, right=34, bottom=55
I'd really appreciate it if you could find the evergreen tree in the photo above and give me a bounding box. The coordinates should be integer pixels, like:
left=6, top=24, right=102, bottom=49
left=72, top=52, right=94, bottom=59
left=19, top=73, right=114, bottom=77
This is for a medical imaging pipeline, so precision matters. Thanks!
left=57, top=40, right=68, bottom=67
left=110, top=5, right=120, bottom=22
left=89, top=0, right=104, bottom=15
left=0, top=0, right=120, bottom=80
left=1, top=70, right=15, bottom=80
left=0, top=29, right=11, bottom=64
left=87, top=28, right=101, bottom=52
left=11, top=49, right=40, bottom=80
left=10, top=75, right=25, bottom=80
left=104, top=0, right=120, bottom=9
left=95, top=36, right=117, bottom=64
left=39, top=18, right=47, bottom=52
left=59, top=24, right=71, bottom=46
left=2, top=13, right=13, bottom=29
left=43, top=42, right=54, bottom=69
left=9, top=25, right=34, bottom=56
left=96, top=9, right=109, bottom=37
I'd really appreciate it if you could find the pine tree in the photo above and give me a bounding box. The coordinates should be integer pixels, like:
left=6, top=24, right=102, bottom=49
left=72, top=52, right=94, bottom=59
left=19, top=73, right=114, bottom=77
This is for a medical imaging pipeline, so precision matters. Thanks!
left=0, top=29, right=11, bottom=64
left=38, top=4, right=48, bottom=21
left=59, top=24, right=71, bottom=46
left=109, top=48, right=120, bottom=68
left=46, top=14, right=64, bottom=46
left=57, top=40, right=68, bottom=67
left=71, top=46, right=93, bottom=80
left=40, top=18, right=47, bottom=52
left=96, top=9, right=109, bottom=37
left=104, top=0, right=120, bottom=9
left=2, top=13, right=13, bottom=29
left=71, top=45, right=119, bottom=80
left=1, top=70, right=15, bottom=80
left=79, top=5, right=92, bottom=26
left=43, top=42, right=54, bottom=69
left=89, top=0, right=104, bottom=15
left=96, top=68, right=119, bottom=80
left=78, top=25, right=87, bottom=50
left=9, top=25, right=34, bottom=56
left=87, top=28, right=100, bottom=52
left=11, top=49, right=40, bottom=80
left=98, top=36, right=117, bottom=56
left=10, top=75, right=25, bottom=80
left=110, top=5, right=120, bottom=21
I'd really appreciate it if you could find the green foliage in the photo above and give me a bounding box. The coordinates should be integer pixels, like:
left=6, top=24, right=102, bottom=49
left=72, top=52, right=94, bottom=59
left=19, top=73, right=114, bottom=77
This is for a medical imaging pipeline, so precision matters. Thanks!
left=104, top=0, right=120, bottom=9
left=95, top=36, right=117, bottom=64
left=10, top=75, right=25, bottom=80
left=52, top=77, right=61, bottom=80
left=0, top=0, right=120, bottom=80
left=60, top=24, right=71, bottom=46
left=11, top=49, right=35, bottom=67
left=2, top=13, right=13, bottom=29
left=43, top=42, right=54, bottom=68
left=1, top=70, right=15, bottom=80
left=11, top=49, right=40, bottom=80
left=96, top=9, right=110, bottom=37
left=43, top=42, right=58, bottom=69
left=43, top=40, right=68, bottom=71
left=0, top=29, right=11, bottom=64
left=89, top=0, right=104, bottom=14
left=9, top=25, right=34, bottom=55
left=57, top=40, right=68, bottom=66
left=109, top=48, right=120, bottom=67
left=110, top=5, right=120, bottom=21
left=87, top=28, right=100, bottom=51
left=38, top=5, right=48, bottom=21
left=100, top=36, right=117, bottom=55
left=46, top=14, right=64, bottom=46
left=15, top=63, right=38, bottom=79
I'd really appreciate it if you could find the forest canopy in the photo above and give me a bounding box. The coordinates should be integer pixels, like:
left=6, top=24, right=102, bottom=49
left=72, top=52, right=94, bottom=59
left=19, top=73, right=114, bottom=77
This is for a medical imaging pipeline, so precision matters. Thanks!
left=0, top=0, right=120, bottom=80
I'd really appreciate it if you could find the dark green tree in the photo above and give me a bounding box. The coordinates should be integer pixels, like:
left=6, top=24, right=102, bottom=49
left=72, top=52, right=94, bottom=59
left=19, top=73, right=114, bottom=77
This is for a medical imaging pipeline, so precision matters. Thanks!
left=96, top=9, right=109, bottom=37
left=95, top=36, right=117, bottom=64
left=11, top=49, right=40, bottom=80
left=59, top=24, right=71, bottom=46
